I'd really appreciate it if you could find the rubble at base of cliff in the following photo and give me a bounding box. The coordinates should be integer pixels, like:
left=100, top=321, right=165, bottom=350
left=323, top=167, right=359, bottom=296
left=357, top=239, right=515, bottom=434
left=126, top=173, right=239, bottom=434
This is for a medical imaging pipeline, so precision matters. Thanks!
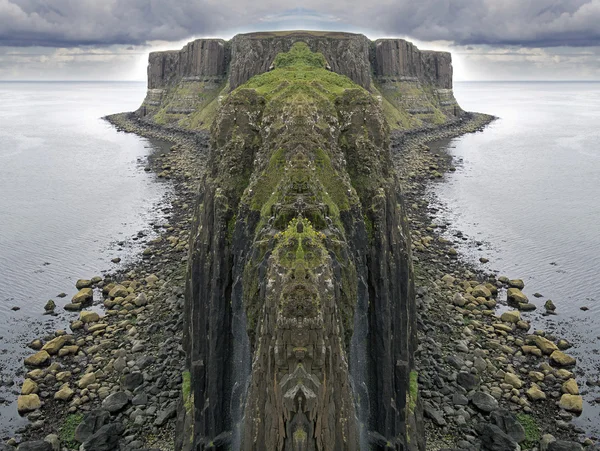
left=3, top=111, right=595, bottom=451
left=1, top=114, right=207, bottom=451
left=393, top=113, right=597, bottom=451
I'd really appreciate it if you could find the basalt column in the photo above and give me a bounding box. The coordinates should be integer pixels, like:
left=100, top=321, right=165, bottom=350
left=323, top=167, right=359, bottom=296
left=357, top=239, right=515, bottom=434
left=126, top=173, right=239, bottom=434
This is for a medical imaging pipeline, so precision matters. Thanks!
left=179, top=42, right=423, bottom=451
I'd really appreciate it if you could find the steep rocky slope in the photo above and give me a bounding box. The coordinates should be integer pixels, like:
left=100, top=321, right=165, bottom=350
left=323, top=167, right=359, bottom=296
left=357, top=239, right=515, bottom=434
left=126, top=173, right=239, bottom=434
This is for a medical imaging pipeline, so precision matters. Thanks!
left=176, top=42, right=423, bottom=451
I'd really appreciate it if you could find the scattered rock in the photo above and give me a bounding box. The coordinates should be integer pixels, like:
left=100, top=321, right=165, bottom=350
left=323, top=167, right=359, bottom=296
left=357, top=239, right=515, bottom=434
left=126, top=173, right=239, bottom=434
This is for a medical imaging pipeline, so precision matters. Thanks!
left=17, top=394, right=41, bottom=414
left=81, top=422, right=124, bottom=451
left=471, top=391, right=499, bottom=413
left=15, top=441, right=52, bottom=451
left=508, top=279, right=525, bottom=289
left=75, top=410, right=110, bottom=444
left=79, top=311, right=100, bottom=324
left=558, top=394, right=583, bottom=414
left=507, top=288, right=528, bottom=304
left=101, top=392, right=129, bottom=413
left=478, top=423, right=518, bottom=451
left=72, top=288, right=93, bottom=304
left=24, top=351, right=50, bottom=368
left=76, top=279, right=93, bottom=289
left=550, top=350, right=576, bottom=367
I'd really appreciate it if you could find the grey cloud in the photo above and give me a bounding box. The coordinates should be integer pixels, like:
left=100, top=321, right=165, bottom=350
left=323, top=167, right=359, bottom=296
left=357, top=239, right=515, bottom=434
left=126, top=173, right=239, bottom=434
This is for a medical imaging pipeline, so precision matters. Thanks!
left=1, top=0, right=600, bottom=48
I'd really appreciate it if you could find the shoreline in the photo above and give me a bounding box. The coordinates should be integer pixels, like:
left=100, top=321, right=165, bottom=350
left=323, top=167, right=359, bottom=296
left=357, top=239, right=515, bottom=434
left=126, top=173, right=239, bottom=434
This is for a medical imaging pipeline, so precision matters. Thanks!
left=6, top=113, right=208, bottom=450
left=393, top=114, right=592, bottom=449
left=5, top=110, right=590, bottom=450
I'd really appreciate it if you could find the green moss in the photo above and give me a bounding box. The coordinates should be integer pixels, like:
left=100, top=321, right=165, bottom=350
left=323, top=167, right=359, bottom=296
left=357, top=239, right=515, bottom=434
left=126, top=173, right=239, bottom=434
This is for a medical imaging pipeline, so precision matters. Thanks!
left=59, top=413, right=83, bottom=449
left=182, top=371, right=193, bottom=413
left=516, top=413, right=541, bottom=448
left=407, top=370, right=418, bottom=414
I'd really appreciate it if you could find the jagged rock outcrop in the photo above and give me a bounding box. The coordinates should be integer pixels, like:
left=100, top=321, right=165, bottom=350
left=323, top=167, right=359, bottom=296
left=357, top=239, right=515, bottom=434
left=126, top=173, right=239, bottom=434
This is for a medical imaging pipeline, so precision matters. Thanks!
left=136, top=30, right=462, bottom=131
left=148, top=39, right=228, bottom=89
left=229, top=31, right=372, bottom=90
left=176, top=43, right=425, bottom=451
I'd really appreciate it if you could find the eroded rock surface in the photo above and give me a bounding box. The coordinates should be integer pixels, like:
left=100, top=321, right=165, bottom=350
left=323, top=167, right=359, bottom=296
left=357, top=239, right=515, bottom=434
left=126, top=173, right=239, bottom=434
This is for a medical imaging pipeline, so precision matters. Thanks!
left=178, top=43, right=423, bottom=451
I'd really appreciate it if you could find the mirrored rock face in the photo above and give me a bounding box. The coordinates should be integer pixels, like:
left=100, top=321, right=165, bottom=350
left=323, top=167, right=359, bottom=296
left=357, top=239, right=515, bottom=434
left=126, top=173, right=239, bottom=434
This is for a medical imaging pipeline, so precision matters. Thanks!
left=183, top=42, right=421, bottom=451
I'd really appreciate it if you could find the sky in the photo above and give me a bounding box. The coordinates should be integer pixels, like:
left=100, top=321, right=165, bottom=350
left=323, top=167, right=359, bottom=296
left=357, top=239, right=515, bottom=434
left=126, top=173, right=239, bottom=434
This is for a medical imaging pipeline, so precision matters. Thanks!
left=1, top=0, right=600, bottom=81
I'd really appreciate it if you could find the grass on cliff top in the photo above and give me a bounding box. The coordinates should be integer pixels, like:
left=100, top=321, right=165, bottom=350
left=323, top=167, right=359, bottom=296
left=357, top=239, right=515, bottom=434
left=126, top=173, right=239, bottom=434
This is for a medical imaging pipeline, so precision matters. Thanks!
left=234, top=42, right=363, bottom=103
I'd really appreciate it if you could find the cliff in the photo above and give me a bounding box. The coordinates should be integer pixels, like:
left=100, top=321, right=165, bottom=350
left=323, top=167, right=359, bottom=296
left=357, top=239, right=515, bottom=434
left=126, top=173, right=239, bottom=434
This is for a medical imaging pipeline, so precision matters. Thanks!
left=131, top=30, right=472, bottom=451
left=136, top=30, right=462, bottom=131
left=174, top=42, right=425, bottom=451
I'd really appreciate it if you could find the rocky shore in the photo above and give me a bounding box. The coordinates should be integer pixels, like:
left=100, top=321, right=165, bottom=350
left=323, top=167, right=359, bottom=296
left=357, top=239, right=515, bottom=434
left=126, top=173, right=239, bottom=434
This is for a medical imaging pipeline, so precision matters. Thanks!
left=3, top=110, right=594, bottom=451
left=1, top=113, right=207, bottom=451
left=392, top=113, right=596, bottom=450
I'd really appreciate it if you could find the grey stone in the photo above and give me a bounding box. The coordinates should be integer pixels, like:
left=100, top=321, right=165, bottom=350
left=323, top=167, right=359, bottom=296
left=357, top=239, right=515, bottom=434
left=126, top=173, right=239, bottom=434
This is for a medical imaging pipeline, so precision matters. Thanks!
left=423, top=402, right=447, bottom=427
left=153, top=402, right=177, bottom=426
left=121, top=372, right=144, bottom=391
left=479, top=423, right=518, bottom=451
left=471, top=392, right=499, bottom=413
left=490, top=410, right=525, bottom=443
left=457, top=372, right=479, bottom=390
left=81, top=423, right=124, bottom=451
left=101, top=392, right=129, bottom=413
left=132, top=393, right=148, bottom=406
left=75, top=410, right=110, bottom=443
left=452, top=393, right=469, bottom=406
left=547, top=441, right=584, bottom=451
left=16, top=442, right=52, bottom=451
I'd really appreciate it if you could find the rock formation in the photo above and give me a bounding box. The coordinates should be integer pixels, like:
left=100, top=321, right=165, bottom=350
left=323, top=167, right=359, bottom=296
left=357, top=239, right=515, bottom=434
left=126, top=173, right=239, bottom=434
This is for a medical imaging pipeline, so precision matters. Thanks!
left=137, top=30, right=462, bottom=131
left=131, top=30, right=469, bottom=451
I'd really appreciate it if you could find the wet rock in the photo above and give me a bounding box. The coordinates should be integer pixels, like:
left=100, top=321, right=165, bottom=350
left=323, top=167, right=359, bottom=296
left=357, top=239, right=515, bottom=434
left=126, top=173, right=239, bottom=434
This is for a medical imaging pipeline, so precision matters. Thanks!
left=507, top=288, right=528, bottom=304
left=508, top=279, right=525, bottom=289
left=72, top=288, right=93, bottom=304
left=78, top=373, right=96, bottom=389
left=558, top=394, right=583, bottom=414
left=500, top=310, right=520, bottom=323
left=75, top=410, right=110, bottom=443
left=557, top=339, right=571, bottom=350
left=471, top=391, right=499, bottom=413
left=64, top=303, right=83, bottom=311
left=24, top=350, right=50, bottom=367
left=21, top=379, right=38, bottom=395
left=544, top=300, right=556, bottom=312
left=562, top=378, right=579, bottom=395
left=17, top=394, right=41, bottom=414
left=550, top=350, right=576, bottom=367
left=43, top=300, right=55, bottom=313
left=532, top=336, right=558, bottom=355
left=472, top=285, right=492, bottom=298
left=76, top=279, right=93, bottom=289
left=41, top=336, right=68, bottom=355
left=108, top=285, right=128, bottom=298
left=504, top=373, right=523, bottom=389
left=42, top=435, right=59, bottom=451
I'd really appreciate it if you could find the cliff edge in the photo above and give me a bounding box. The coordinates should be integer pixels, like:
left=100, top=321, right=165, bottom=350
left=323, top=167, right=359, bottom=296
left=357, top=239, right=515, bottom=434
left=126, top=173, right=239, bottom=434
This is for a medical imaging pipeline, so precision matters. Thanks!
left=136, top=30, right=462, bottom=133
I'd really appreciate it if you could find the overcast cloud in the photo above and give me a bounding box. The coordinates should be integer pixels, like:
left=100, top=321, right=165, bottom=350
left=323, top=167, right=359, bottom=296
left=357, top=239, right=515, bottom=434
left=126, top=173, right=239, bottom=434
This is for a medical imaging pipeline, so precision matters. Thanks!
left=0, top=0, right=599, bottom=80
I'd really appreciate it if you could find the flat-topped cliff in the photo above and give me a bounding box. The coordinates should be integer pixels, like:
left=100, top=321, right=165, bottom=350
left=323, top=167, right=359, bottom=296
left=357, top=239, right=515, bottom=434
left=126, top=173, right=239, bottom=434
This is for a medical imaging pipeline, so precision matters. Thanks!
left=137, top=30, right=462, bottom=131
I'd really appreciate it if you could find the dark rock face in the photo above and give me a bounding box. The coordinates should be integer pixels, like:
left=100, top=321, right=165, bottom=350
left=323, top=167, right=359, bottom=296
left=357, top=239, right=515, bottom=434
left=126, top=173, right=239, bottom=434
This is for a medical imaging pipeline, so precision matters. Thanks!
left=15, top=442, right=52, bottom=451
left=148, top=39, right=228, bottom=89
left=180, top=43, right=423, bottom=450
left=373, top=39, right=453, bottom=89
left=229, top=31, right=372, bottom=90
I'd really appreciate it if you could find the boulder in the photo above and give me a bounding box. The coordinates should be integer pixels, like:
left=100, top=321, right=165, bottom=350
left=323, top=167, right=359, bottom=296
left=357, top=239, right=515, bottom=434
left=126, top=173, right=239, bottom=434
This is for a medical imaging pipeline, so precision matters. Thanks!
left=471, top=391, right=499, bottom=413
left=76, top=279, right=93, bottom=289
left=154, top=403, right=177, bottom=426
left=507, top=288, right=528, bottom=304
left=43, top=300, right=56, bottom=312
left=423, top=402, right=446, bottom=426
left=17, top=394, right=41, bottom=414
left=24, top=350, right=50, bottom=367
left=558, top=394, right=582, bottom=413
left=80, top=311, right=100, bottom=324
left=562, top=378, right=579, bottom=395
left=54, top=383, right=74, bottom=401
left=75, top=410, right=110, bottom=443
left=121, top=372, right=143, bottom=391
left=457, top=372, right=479, bottom=390
left=544, top=300, right=557, bottom=312
left=108, top=285, right=128, bottom=298
left=101, top=392, right=129, bottom=413
left=16, top=442, right=52, bottom=451
left=550, top=350, right=576, bottom=367
left=500, top=311, right=520, bottom=323
left=479, top=423, right=519, bottom=451
left=490, top=410, right=526, bottom=443
left=81, top=423, right=123, bottom=451
left=72, top=288, right=93, bottom=304
left=21, top=379, right=38, bottom=395
left=41, top=336, right=68, bottom=355
left=547, top=441, right=584, bottom=451
left=504, top=373, right=523, bottom=389
left=526, top=384, right=546, bottom=401
left=472, top=285, right=492, bottom=298
left=508, top=279, right=525, bottom=289
left=533, top=336, right=558, bottom=355
left=78, top=373, right=96, bottom=389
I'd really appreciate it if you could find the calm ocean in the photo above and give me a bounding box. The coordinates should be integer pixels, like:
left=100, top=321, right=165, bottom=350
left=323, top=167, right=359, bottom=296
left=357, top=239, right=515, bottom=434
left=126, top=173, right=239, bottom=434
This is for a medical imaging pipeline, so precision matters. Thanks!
left=0, top=81, right=170, bottom=435
left=0, top=81, right=599, bottom=436
left=433, top=81, right=600, bottom=433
